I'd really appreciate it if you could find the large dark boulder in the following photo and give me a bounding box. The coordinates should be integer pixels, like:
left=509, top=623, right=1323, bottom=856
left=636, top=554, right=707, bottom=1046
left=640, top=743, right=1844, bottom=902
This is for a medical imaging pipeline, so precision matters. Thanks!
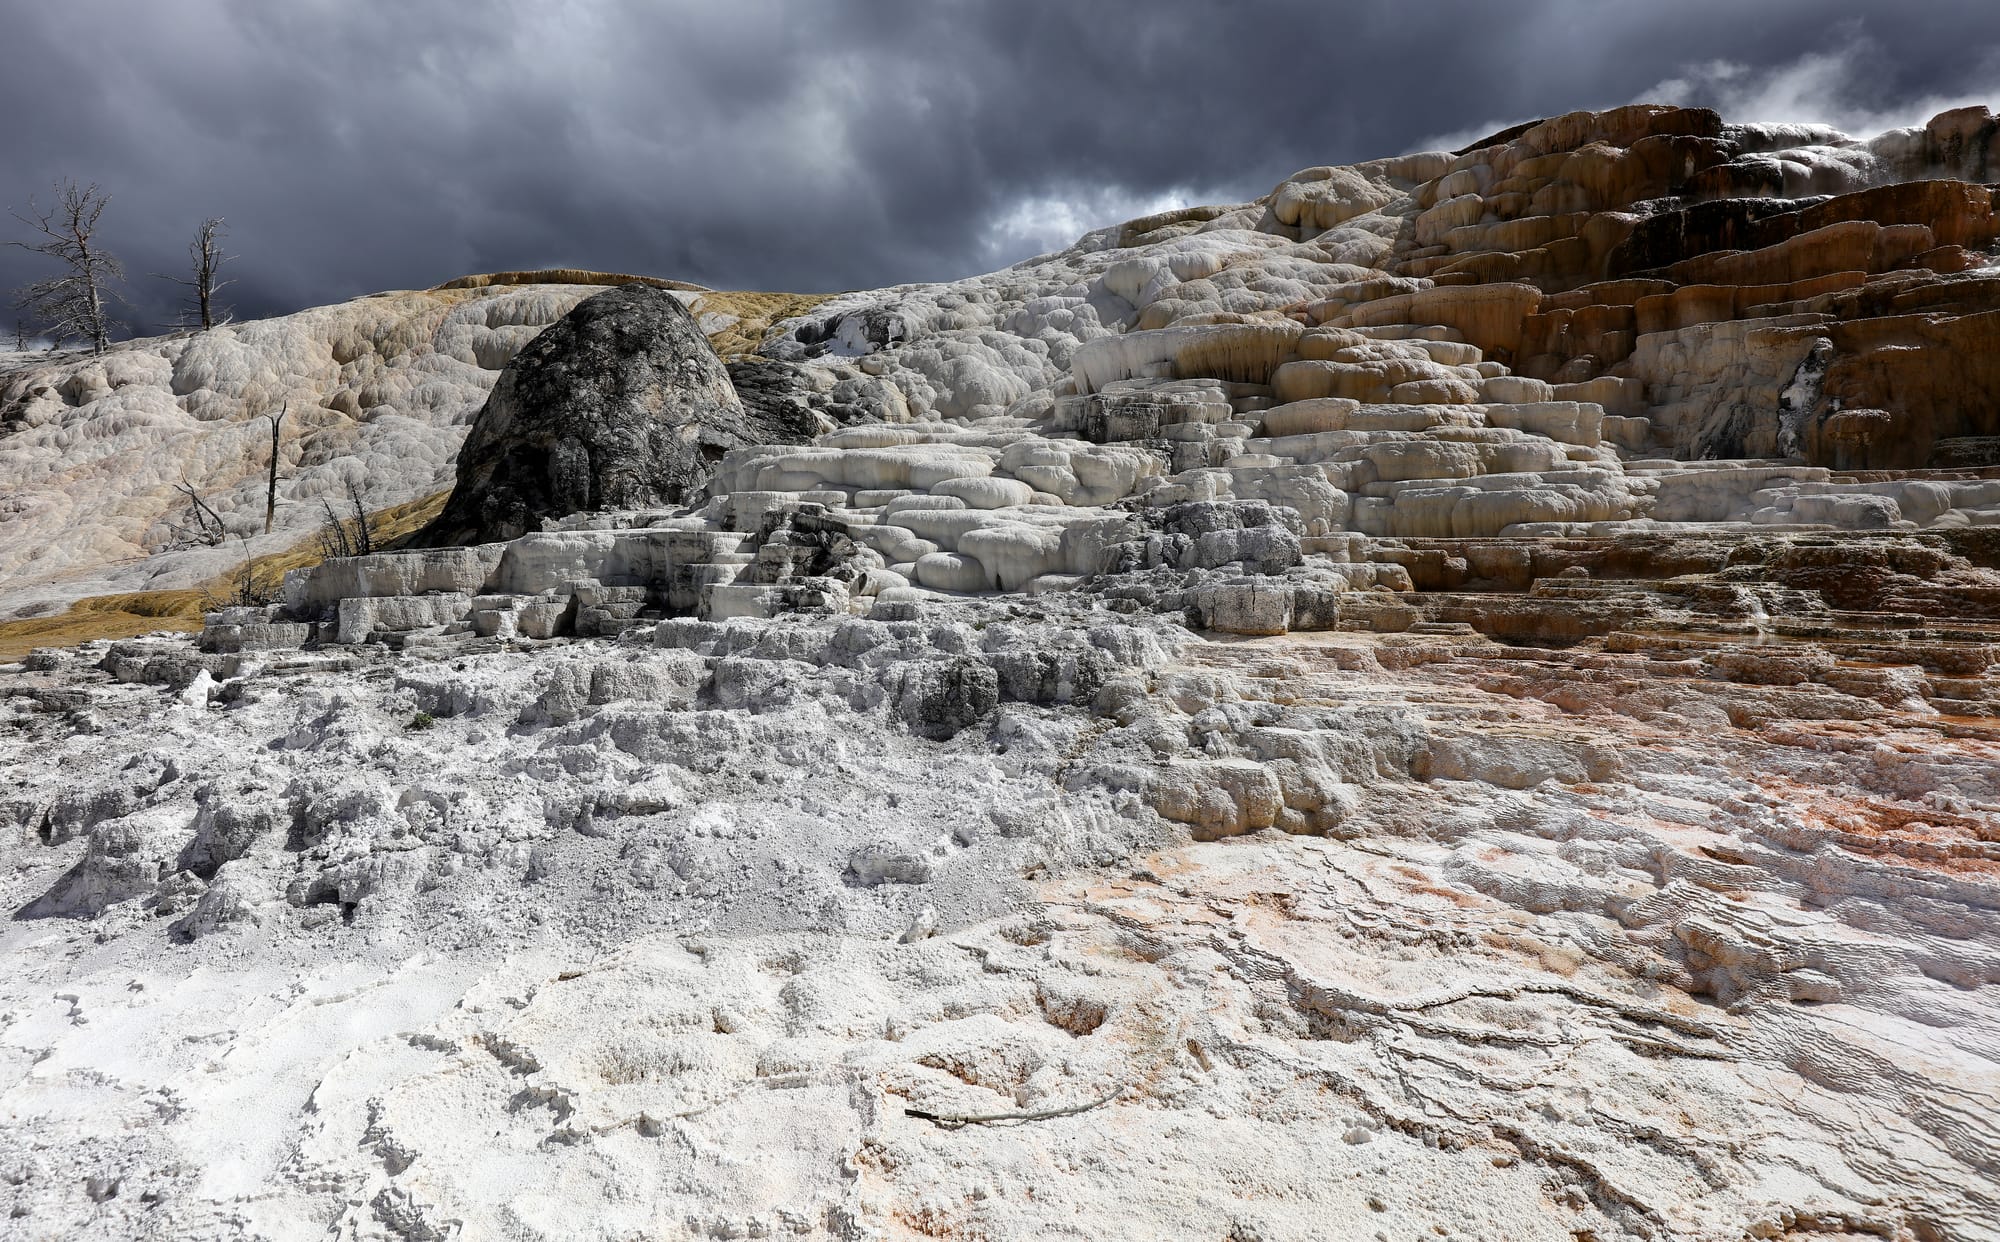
left=418, top=284, right=817, bottom=546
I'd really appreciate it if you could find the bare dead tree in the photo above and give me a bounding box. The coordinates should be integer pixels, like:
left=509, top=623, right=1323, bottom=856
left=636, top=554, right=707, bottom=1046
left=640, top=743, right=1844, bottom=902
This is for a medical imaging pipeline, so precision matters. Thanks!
left=170, top=480, right=227, bottom=547
left=349, top=477, right=373, bottom=556
left=155, top=217, right=234, bottom=331
left=263, top=403, right=287, bottom=533
left=315, top=500, right=351, bottom=559
left=315, top=477, right=375, bottom=559
left=9, top=319, right=27, bottom=353
left=8, top=180, right=122, bottom=355
left=228, top=534, right=276, bottom=606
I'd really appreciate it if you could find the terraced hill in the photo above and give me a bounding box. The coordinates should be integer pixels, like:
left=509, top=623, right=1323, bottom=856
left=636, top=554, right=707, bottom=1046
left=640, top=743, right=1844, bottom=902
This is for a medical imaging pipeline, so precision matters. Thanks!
left=4, top=103, right=2000, bottom=1240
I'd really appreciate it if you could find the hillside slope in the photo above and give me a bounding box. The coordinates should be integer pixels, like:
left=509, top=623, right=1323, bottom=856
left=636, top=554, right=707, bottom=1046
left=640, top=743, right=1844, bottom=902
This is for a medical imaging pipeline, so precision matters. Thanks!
left=4, top=102, right=2000, bottom=1240
left=0, top=278, right=827, bottom=618
left=7, top=104, right=2000, bottom=624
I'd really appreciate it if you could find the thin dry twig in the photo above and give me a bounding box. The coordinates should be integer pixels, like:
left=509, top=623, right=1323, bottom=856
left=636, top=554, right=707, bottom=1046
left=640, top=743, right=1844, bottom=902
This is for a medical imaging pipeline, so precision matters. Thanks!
left=904, top=1084, right=1127, bottom=1128
left=171, top=480, right=227, bottom=547
left=315, top=476, right=374, bottom=559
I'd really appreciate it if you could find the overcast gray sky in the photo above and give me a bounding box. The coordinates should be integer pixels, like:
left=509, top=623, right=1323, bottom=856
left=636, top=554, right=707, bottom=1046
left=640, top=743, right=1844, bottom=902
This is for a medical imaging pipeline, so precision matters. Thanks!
left=4, top=0, right=1996, bottom=338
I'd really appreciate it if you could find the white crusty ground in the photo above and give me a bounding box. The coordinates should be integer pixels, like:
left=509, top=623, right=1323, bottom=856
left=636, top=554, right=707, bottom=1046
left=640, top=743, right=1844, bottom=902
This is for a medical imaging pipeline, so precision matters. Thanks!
left=2, top=607, right=1995, bottom=1240
left=6, top=103, right=2000, bottom=1242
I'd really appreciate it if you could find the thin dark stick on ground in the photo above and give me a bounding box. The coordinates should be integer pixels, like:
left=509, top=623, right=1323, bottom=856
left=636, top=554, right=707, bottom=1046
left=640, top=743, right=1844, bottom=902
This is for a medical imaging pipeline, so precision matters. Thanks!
left=904, top=1085, right=1126, bottom=1128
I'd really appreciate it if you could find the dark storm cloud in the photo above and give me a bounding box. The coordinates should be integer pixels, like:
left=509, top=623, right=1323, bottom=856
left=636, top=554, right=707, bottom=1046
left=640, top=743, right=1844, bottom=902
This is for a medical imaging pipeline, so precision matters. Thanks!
left=3, top=0, right=1996, bottom=338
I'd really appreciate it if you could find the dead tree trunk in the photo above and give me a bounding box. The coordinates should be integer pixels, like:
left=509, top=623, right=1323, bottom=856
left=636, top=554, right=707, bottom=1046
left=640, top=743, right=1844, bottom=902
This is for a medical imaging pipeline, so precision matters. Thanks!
left=157, top=217, right=234, bottom=331
left=264, top=403, right=287, bottom=534
left=8, top=180, right=121, bottom=355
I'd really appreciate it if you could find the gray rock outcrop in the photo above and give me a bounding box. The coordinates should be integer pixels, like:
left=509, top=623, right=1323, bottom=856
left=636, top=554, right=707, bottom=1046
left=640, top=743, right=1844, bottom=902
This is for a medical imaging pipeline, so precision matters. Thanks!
left=726, top=357, right=897, bottom=430
left=418, top=284, right=816, bottom=546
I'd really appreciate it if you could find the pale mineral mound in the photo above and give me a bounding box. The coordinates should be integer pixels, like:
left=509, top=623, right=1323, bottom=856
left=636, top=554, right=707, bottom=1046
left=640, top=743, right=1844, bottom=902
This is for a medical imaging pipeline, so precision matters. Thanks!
left=0, top=277, right=836, bottom=620
left=3, top=104, right=2000, bottom=1240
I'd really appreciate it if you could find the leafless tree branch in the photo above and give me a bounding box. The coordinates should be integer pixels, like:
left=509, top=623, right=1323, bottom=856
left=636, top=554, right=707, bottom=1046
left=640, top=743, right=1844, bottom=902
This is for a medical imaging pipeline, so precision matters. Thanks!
left=219, top=534, right=276, bottom=607
left=315, top=475, right=375, bottom=560
left=348, top=476, right=373, bottom=556
left=153, top=217, right=234, bottom=331
left=169, top=481, right=227, bottom=548
left=8, top=180, right=122, bottom=355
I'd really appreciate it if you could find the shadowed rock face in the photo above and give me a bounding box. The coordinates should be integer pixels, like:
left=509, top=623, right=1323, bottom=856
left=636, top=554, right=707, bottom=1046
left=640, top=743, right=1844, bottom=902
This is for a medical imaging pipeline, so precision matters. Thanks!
left=418, top=284, right=814, bottom=546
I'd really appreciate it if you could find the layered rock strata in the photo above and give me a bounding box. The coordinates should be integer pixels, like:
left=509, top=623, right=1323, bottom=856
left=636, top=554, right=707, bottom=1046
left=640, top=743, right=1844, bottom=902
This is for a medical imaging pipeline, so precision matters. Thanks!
left=208, top=105, right=2000, bottom=654
left=6, top=100, right=2000, bottom=1240
left=10, top=103, right=2000, bottom=619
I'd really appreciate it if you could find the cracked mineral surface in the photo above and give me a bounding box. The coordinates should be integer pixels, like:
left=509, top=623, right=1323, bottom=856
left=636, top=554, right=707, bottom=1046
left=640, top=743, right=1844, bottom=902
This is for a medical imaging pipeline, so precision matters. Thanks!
left=5, top=100, right=2000, bottom=1240
left=5, top=600, right=1997, bottom=1239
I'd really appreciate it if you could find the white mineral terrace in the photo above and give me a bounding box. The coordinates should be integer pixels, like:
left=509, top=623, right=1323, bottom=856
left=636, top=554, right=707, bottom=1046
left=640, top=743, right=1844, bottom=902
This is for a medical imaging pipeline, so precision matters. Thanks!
left=4, top=101, right=2000, bottom=1240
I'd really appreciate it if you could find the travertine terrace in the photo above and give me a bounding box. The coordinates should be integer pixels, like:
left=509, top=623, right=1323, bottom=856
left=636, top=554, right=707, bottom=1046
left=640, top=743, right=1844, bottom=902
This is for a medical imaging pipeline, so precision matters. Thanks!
left=4, top=103, right=2000, bottom=1240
